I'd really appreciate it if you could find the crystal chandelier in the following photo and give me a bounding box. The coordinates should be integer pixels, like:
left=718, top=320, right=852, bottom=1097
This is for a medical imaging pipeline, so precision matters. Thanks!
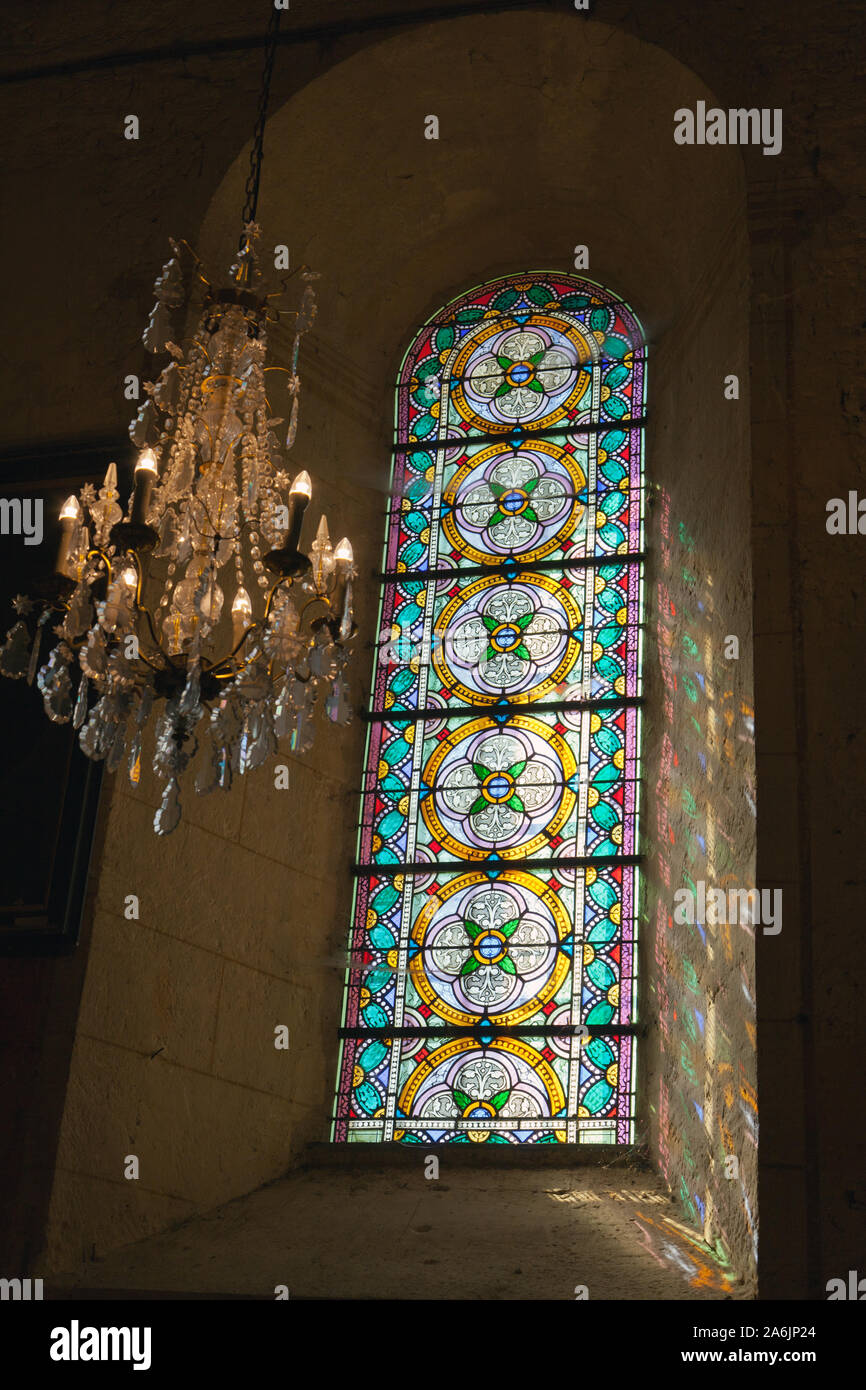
left=0, top=10, right=356, bottom=835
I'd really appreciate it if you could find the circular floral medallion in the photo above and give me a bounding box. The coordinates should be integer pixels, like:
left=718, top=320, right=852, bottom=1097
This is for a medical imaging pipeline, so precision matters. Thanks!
left=400, top=1037, right=566, bottom=1141
left=410, top=871, right=571, bottom=1026
left=421, top=715, right=576, bottom=859
left=432, top=573, right=582, bottom=704
left=449, top=320, right=590, bottom=433
left=442, top=441, right=585, bottom=564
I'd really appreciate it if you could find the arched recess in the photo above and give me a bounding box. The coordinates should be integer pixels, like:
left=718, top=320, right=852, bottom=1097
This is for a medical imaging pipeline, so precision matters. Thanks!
left=42, top=10, right=757, bottom=1289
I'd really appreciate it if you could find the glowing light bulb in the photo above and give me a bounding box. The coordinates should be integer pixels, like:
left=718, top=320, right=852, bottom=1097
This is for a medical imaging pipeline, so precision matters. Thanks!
left=130, top=448, right=158, bottom=525
left=56, top=497, right=82, bottom=576
left=231, top=586, right=252, bottom=645
left=135, top=447, right=158, bottom=475
left=290, top=469, right=312, bottom=498
left=334, top=537, right=353, bottom=564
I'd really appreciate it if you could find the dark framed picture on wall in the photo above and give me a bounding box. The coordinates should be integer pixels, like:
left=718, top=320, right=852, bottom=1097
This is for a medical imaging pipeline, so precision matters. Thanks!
left=0, top=448, right=112, bottom=955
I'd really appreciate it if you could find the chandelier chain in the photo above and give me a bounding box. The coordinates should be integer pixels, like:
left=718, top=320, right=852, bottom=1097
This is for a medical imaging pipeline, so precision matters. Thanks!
left=242, top=4, right=283, bottom=228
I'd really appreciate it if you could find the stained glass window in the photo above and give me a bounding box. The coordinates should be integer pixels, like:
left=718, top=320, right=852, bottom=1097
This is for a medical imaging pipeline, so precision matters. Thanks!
left=332, top=272, right=646, bottom=1144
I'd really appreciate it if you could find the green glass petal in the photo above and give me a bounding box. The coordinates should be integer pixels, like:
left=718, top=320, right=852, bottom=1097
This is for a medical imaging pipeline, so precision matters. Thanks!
left=369, top=924, right=396, bottom=951
left=585, top=1001, right=615, bottom=1026
left=361, top=1002, right=389, bottom=1030
left=594, top=727, right=622, bottom=756
left=377, top=810, right=404, bottom=839
left=582, top=1079, right=613, bottom=1114
left=366, top=965, right=392, bottom=994
left=591, top=800, right=620, bottom=831
left=372, top=884, right=400, bottom=912
left=358, top=1039, right=388, bottom=1071
left=585, top=1036, right=615, bottom=1069
left=588, top=878, right=618, bottom=911
left=355, top=1081, right=381, bottom=1115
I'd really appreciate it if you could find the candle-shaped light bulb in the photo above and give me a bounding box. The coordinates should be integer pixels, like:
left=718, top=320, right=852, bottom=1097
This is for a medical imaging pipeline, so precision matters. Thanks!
left=136, top=448, right=157, bottom=476
left=290, top=469, right=312, bottom=499
left=55, top=495, right=81, bottom=576
left=231, top=586, right=252, bottom=646
left=131, top=448, right=158, bottom=526
left=282, top=469, right=312, bottom=553
left=330, top=538, right=354, bottom=640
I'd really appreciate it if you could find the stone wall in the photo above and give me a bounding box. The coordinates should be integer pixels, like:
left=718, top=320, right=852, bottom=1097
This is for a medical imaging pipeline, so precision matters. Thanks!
left=641, top=212, right=757, bottom=1289
left=1, top=0, right=862, bottom=1296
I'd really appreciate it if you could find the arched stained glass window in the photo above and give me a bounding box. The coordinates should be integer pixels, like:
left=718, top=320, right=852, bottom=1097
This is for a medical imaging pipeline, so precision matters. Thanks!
left=333, top=272, right=646, bottom=1145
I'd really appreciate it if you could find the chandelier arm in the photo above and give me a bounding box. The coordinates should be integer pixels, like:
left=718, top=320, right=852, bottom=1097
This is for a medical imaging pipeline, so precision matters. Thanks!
left=297, top=595, right=331, bottom=623
left=129, top=646, right=164, bottom=675
left=86, top=546, right=114, bottom=580
left=265, top=265, right=312, bottom=300
left=129, top=587, right=168, bottom=658
left=202, top=620, right=264, bottom=676
left=172, top=237, right=207, bottom=274
left=196, top=572, right=300, bottom=680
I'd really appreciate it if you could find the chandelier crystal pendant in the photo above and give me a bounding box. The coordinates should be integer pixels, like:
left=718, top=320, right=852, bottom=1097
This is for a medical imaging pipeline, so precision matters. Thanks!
left=0, top=10, right=357, bottom=834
